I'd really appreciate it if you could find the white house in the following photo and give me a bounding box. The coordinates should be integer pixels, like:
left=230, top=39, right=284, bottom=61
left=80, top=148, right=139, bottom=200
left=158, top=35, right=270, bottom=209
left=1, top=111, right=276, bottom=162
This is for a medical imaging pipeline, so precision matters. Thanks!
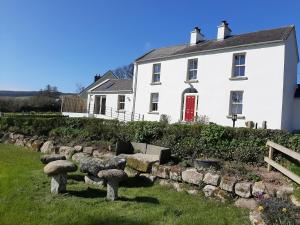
left=132, top=21, right=300, bottom=131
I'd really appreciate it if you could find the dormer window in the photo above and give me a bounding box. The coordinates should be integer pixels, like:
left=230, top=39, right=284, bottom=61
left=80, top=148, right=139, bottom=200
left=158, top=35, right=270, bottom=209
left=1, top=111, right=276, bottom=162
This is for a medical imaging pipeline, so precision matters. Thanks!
left=187, top=58, right=198, bottom=81
left=232, top=53, right=246, bottom=77
left=152, top=64, right=161, bottom=83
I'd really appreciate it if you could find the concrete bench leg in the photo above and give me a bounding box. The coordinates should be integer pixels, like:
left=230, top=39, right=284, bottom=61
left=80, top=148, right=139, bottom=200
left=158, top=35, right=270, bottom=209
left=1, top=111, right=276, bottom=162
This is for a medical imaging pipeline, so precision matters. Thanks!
left=51, top=173, right=67, bottom=194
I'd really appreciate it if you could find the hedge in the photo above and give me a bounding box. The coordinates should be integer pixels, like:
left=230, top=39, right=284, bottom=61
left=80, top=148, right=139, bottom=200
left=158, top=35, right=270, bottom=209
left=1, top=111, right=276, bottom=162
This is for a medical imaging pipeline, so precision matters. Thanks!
left=1, top=117, right=300, bottom=165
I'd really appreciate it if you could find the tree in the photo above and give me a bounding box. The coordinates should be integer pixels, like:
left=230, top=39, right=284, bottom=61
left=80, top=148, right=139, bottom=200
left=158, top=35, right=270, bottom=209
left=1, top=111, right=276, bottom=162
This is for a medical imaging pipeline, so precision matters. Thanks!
left=113, top=63, right=134, bottom=79
left=75, top=83, right=85, bottom=93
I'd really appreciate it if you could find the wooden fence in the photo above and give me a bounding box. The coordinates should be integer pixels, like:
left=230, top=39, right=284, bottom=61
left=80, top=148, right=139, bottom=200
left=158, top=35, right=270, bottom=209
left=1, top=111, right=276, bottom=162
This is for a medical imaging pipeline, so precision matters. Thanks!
left=265, top=140, right=300, bottom=185
left=61, top=96, right=87, bottom=113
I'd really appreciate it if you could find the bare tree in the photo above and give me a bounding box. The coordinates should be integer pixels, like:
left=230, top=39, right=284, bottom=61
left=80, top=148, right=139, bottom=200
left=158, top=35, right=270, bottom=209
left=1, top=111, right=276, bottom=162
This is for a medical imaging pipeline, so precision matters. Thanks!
left=113, top=63, right=134, bottom=79
left=75, top=83, right=85, bottom=93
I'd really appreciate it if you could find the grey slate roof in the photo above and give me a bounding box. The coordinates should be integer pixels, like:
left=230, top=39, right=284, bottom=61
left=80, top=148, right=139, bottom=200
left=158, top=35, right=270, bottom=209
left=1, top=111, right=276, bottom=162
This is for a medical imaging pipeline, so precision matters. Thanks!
left=91, top=79, right=133, bottom=92
left=136, top=26, right=294, bottom=62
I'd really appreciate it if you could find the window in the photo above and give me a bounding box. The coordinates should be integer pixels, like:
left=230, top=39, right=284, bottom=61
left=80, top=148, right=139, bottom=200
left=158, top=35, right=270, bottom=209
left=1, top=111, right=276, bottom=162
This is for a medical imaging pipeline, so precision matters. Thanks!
left=229, top=91, right=243, bottom=115
left=187, top=58, right=198, bottom=80
left=150, top=93, right=159, bottom=112
left=118, top=95, right=125, bottom=110
left=152, top=64, right=161, bottom=83
left=232, top=54, right=246, bottom=77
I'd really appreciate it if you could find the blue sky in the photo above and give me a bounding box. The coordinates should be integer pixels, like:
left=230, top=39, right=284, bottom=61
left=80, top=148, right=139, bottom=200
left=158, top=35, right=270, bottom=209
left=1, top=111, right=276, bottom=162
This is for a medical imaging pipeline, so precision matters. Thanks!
left=0, top=0, right=299, bottom=92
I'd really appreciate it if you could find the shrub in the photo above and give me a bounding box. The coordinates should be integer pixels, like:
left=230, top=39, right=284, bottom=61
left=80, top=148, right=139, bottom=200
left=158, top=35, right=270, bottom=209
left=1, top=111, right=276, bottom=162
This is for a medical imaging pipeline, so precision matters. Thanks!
left=259, top=198, right=299, bottom=225
left=1, top=117, right=300, bottom=165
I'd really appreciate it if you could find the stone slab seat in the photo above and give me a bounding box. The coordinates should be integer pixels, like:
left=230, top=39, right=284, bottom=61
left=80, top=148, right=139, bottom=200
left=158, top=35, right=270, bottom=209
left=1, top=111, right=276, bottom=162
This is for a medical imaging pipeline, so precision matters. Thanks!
left=116, top=140, right=171, bottom=164
left=44, top=160, right=77, bottom=194
left=98, top=169, right=128, bottom=201
left=126, top=153, right=159, bottom=173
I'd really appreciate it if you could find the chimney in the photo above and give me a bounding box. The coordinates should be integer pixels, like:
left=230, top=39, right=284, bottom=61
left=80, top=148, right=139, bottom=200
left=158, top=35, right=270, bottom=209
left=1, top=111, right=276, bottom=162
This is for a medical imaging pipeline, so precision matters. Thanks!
left=217, top=20, right=231, bottom=40
left=190, top=27, right=204, bottom=45
left=94, top=74, right=101, bottom=82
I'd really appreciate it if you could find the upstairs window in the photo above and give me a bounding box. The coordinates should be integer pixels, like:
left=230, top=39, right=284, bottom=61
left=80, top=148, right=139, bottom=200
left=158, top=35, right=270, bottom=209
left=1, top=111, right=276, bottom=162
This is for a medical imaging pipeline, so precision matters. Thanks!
left=187, top=58, right=198, bottom=80
left=152, top=64, right=161, bottom=83
left=118, top=95, right=125, bottom=110
left=229, top=91, right=244, bottom=115
left=233, top=53, right=246, bottom=77
left=150, top=93, right=159, bottom=112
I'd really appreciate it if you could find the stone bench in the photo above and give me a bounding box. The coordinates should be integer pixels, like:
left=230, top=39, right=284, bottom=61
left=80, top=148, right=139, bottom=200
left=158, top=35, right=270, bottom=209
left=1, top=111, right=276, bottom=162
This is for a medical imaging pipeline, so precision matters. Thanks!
left=116, top=141, right=171, bottom=164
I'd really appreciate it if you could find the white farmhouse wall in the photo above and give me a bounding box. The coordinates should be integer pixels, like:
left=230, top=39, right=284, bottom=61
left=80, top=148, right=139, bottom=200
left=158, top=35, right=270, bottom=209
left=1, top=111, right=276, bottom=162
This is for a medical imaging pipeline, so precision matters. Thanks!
left=134, top=43, right=287, bottom=129
left=282, top=32, right=299, bottom=131
left=88, top=92, right=133, bottom=118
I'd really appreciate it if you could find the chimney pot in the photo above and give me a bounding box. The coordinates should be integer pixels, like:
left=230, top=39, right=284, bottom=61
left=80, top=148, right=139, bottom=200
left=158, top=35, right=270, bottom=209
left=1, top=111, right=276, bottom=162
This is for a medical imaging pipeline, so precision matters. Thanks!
left=190, top=26, right=204, bottom=45
left=217, top=20, right=231, bottom=40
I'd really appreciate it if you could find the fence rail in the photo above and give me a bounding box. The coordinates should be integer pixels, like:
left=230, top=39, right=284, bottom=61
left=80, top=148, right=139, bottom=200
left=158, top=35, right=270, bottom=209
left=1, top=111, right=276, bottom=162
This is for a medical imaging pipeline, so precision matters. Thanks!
left=91, top=106, right=144, bottom=122
left=265, top=140, right=300, bottom=184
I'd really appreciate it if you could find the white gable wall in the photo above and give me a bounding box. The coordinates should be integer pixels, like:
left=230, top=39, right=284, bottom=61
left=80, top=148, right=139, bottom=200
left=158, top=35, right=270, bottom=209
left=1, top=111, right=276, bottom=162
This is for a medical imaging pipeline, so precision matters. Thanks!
left=134, top=43, right=287, bottom=129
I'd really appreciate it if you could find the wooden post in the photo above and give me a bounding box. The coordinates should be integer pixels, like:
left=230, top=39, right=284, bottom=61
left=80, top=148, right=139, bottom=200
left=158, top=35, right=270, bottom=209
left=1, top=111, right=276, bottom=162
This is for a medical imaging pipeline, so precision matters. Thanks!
left=267, top=146, right=274, bottom=171
left=123, top=111, right=125, bottom=121
left=110, top=108, right=112, bottom=118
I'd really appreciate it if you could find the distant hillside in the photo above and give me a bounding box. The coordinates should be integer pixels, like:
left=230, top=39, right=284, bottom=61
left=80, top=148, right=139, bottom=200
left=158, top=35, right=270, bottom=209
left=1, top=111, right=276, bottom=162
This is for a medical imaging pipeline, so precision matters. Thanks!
left=0, top=90, right=75, bottom=97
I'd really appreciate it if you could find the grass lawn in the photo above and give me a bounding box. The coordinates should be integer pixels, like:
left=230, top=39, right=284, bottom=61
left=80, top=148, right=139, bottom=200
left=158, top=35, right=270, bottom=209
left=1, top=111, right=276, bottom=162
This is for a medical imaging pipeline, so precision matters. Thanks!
left=0, top=144, right=250, bottom=225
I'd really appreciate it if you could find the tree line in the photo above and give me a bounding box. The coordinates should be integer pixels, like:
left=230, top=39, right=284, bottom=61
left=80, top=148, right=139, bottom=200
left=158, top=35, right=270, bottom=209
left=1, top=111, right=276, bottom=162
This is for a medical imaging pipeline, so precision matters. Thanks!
left=0, top=85, right=61, bottom=112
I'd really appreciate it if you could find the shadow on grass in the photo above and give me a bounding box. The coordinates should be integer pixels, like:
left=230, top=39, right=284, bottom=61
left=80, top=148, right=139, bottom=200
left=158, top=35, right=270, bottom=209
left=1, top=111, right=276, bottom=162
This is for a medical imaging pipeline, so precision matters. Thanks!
left=121, top=176, right=154, bottom=188
left=68, top=174, right=85, bottom=182
left=68, top=187, right=106, bottom=198
left=118, top=196, right=159, bottom=204
left=80, top=217, right=151, bottom=225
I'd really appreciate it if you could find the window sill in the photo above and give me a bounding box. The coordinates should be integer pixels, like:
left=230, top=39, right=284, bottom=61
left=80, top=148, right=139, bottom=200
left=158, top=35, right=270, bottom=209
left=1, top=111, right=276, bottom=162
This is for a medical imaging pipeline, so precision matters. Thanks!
left=184, top=80, right=199, bottom=84
left=150, top=82, right=162, bottom=85
left=229, top=77, right=248, bottom=81
left=116, top=110, right=125, bottom=113
left=148, top=111, right=159, bottom=115
left=226, top=115, right=246, bottom=120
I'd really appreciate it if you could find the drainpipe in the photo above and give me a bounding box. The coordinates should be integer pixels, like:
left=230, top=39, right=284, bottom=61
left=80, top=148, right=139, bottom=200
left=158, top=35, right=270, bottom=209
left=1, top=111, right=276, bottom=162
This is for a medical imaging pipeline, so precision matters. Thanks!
left=132, top=62, right=139, bottom=121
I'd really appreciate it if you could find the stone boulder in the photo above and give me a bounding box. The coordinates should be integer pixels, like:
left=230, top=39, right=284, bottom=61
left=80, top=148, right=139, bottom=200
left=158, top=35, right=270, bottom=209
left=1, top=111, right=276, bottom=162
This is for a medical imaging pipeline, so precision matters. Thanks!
left=203, top=185, right=218, bottom=197
left=126, top=153, right=159, bottom=173
left=71, top=153, right=90, bottom=164
left=80, top=156, right=126, bottom=177
left=41, top=154, right=66, bottom=164
left=83, top=146, right=95, bottom=155
left=203, top=172, right=220, bottom=186
left=31, top=140, right=44, bottom=152
left=249, top=210, right=266, bottom=225
left=276, top=186, right=294, bottom=199
left=235, top=182, right=252, bottom=198
left=235, top=198, right=258, bottom=210
left=169, top=165, right=184, bottom=181
left=152, top=164, right=170, bottom=179
left=171, top=182, right=185, bottom=192
left=44, top=160, right=77, bottom=176
left=40, top=140, right=56, bottom=154
left=124, top=166, right=140, bottom=178
left=74, top=145, right=83, bottom=152
left=219, top=176, right=237, bottom=192
left=59, top=146, right=76, bottom=159
left=15, top=139, right=25, bottom=147
left=252, top=181, right=267, bottom=197
left=182, top=168, right=203, bottom=185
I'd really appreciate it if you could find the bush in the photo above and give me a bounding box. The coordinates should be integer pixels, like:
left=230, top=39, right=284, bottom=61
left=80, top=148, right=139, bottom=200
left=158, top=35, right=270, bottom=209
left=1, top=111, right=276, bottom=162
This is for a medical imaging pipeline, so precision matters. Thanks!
left=1, top=117, right=300, bottom=165
left=259, top=198, right=300, bottom=225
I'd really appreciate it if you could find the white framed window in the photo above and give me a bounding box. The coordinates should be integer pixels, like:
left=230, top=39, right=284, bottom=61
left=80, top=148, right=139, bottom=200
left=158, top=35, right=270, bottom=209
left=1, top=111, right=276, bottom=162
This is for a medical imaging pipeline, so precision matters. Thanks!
left=118, top=95, right=125, bottom=110
left=229, top=91, right=244, bottom=115
left=150, top=93, right=159, bottom=112
left=187, top=58, right=198, bottom=81
left=232, top=53, right=246, bottom=77
left=152, top=64, right=161, bottom=83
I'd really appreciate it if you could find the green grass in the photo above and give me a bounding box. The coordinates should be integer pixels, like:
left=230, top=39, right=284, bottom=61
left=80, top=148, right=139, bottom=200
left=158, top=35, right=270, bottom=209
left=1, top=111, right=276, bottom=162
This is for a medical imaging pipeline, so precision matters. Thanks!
left=0, top=144, right=250, bottom=225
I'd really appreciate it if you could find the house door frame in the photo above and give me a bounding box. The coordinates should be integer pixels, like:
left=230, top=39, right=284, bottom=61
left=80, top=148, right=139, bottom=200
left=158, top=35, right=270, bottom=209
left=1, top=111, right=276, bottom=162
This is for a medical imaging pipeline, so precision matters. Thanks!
left=183, top=93, right=198, bottom=122
left=93, top=95, right=106, bottom=115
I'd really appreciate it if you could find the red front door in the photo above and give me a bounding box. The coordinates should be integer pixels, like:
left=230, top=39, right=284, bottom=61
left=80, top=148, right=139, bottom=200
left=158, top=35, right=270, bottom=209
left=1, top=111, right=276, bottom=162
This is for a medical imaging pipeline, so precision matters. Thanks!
left=184, top=95, right=196, bottom=122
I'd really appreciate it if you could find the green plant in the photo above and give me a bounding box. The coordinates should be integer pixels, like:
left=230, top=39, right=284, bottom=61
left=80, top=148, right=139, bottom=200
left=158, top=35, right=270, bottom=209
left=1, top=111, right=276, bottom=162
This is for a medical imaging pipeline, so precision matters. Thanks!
left=259, top=198, right=299, bottom=225
left=246, top=172, right=261, bottom=182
